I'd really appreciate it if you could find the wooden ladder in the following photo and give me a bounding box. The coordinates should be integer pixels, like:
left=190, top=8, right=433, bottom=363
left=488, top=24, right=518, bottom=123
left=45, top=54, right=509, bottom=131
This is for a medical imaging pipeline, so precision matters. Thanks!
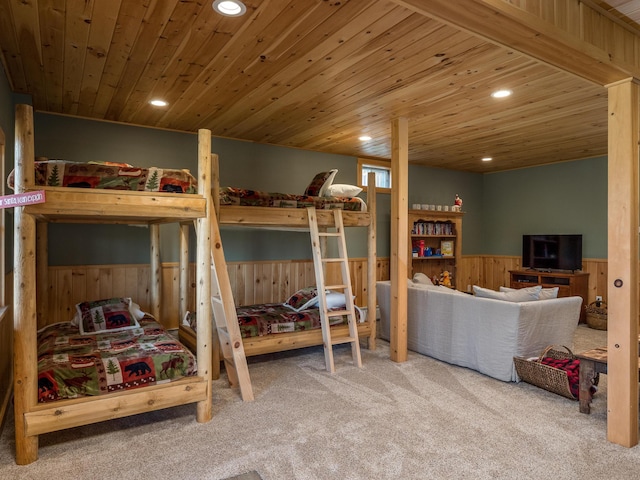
left=307, top=207, right=363, bottom=373
left=207, top=197, right=254, bottom=401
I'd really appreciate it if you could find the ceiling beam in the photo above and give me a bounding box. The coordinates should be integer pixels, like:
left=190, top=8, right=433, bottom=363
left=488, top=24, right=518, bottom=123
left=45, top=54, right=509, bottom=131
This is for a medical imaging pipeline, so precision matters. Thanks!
left=392, top=0, right=640, bottom=86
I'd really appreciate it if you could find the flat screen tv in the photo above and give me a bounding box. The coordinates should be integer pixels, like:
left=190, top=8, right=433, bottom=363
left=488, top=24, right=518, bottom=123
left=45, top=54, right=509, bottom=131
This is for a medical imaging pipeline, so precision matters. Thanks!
left=522, top=234, right=583, bottom=272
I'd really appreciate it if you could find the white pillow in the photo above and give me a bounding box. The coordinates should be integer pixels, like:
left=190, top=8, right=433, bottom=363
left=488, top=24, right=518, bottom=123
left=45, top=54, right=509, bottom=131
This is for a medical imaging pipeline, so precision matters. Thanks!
left=412, top=272, right=434, bottom=285
left=325, top=291, right=348, bottom=308
left=324, top=184, right=363, bottom=197
left=500, top=286, right=559, bottom=300
left=473, top=285, right=542, bottom=302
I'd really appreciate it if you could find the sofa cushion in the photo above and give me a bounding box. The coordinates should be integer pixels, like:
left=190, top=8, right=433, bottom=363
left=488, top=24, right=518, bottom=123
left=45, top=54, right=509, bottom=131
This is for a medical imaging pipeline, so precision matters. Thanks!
left=473, top=285, right=542, bottom=302
left=500, top=285, right=559, bottom=300
left=412, top=272, right=434, bottom=285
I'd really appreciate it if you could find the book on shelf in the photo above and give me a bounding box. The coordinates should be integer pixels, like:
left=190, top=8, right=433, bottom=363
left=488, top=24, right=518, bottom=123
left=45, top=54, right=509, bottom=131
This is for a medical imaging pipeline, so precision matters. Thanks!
left=441, top=240, right=454, bottom=257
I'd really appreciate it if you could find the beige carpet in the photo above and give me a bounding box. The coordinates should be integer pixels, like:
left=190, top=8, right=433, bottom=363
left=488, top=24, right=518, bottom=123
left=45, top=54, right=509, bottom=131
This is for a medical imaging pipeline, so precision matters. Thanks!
left=1, top=325, right=639, bottom=479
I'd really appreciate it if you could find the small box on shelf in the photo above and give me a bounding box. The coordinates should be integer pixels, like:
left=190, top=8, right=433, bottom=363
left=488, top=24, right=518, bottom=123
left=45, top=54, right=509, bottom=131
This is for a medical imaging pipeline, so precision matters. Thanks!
left=441, top=240, right=453, bottom=257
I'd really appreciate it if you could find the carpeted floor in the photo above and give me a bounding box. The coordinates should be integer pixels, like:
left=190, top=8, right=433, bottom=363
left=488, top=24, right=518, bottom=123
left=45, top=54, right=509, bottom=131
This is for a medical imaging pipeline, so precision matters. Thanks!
left=1, top=324, right=639, bottom=479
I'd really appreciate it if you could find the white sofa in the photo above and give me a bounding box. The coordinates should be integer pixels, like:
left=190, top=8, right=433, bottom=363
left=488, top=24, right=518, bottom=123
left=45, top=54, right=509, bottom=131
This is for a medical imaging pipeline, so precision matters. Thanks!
left=376, top=281, right=582, bottom=382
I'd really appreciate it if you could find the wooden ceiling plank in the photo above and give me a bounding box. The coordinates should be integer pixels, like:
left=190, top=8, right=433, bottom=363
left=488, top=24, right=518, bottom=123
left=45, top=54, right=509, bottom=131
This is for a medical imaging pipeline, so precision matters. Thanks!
left=155, top=0, right=305, bottom=129
left=104, top=0, right=178, bottom=120
left=392, top=0, right=639, bottom=85
left=62, top=0, right=96, bottom=115
left=91, top=1, right=151, bottom=118
left=222, top=19, right=495, bottom=143
left=76, top=0, right=122, bottom=117
left=9, top=0, right=47, bottom=102
left=38, top=0, right=66, bottom=112
left=205, top=6, right=425, bottom=137
left=0, top=0, right=27, bottom=92
left=260, top=40, right=531, bottom=148
left=117, top=0, right=208, bottom=122
left=163, top=0, right=389, bottom=131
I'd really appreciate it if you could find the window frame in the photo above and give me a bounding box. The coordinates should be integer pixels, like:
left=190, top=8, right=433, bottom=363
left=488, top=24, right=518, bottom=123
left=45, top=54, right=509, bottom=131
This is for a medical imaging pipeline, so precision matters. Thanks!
left=357, top=158, right=391, bottom=194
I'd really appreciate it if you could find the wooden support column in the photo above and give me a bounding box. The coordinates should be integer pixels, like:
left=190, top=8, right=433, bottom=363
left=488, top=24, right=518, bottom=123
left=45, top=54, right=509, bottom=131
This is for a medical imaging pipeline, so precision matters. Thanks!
left=149, top=224, right=161, bottom=320
left=36, top=222, right=48, bottom=330
left=196, top=129, right=213, bottom=421
left=13, top=103, right=38, bottom=464
left=179, top=222, right=190, bottom=321
left=606, top=78, right=639, bottom=447
left=366, top=171, right=377, bottom=350
left=390, top=117, right=409, bottom=363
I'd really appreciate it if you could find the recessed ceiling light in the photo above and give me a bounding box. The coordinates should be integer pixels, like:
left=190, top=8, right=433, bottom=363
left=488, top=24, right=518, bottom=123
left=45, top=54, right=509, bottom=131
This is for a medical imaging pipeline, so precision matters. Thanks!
left=212, top=0, right=246, bottom=16
left=150, top=99, right=168, bottom=107
left=359, top=135, right=372, bottom=141
left=482, top=157, right=492, bottom=162
left=491, top=89, right=512, bottom=98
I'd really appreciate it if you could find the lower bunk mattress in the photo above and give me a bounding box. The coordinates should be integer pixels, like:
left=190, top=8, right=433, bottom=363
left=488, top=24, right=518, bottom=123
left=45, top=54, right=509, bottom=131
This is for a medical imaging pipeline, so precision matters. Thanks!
left=37, top=315, right=197, bottom=403
left=185, top=302, right=362, bottom=338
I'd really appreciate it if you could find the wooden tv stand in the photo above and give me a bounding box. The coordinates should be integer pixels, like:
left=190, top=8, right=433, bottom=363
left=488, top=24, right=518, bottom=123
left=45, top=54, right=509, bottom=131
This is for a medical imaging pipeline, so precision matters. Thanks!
left=509, top=270, right=589, bottom=323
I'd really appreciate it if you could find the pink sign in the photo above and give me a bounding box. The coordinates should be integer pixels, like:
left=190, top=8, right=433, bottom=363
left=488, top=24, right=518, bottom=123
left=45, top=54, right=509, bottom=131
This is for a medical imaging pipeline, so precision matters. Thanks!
left=0, top=190, right=46, bottom=209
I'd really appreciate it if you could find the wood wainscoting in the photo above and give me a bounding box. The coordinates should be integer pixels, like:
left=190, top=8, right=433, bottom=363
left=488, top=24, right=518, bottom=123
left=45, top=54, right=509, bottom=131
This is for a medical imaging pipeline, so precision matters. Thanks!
left=32, top=255, right=610, bottom=330
left=457, top=255, right=608, bottom=305
left=41, top=257, right=392, bottom=330
left=19, top=255, right=609, bottom=331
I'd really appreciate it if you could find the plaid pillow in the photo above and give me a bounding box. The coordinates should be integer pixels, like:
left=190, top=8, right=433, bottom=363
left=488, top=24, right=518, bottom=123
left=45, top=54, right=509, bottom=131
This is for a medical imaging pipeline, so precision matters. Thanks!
left=76, top=297, right=140, bottom=335
left=284, top=287, right=320, bottom=312
left=304, top=169, right=337, bottom=197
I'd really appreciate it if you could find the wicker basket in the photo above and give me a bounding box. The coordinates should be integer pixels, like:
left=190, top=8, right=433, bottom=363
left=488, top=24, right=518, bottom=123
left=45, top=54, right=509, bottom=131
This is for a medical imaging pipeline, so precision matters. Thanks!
left=513, top=345, right=577, bottom=400
left=585, top=301, right=607, bottom=330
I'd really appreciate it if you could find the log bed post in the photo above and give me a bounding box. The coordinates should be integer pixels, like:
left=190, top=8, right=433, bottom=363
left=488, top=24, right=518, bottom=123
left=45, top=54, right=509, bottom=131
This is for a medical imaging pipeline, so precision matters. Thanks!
left=150, top=224, right=161, bottom=320
left=179, top=222, right=190, bottom=322
left=13, top=104, right=39, bottom=464
left=366, top=171, right=377, bottom=350
left=196, top=129, right=213, bottom=422
left=36, top=222, right=48, bottom=330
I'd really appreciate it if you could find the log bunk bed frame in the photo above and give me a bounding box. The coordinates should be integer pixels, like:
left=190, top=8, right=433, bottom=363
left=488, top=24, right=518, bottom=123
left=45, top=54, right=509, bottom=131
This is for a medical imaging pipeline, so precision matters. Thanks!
left=12, top=104, right=215, bottom=465
left=179, top=165, right=378, bottom=396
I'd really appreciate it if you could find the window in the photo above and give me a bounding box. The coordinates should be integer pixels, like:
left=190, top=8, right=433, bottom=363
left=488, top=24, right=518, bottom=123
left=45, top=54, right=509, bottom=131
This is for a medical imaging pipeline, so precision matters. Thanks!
left=357, top=158, right=391, bottom=193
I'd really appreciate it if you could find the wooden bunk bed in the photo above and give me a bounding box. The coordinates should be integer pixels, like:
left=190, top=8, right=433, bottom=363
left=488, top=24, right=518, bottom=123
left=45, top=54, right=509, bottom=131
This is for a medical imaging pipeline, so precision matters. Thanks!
left=178, top=158, right=377, bottom=374
left=12, top=104, right=214, bottom=465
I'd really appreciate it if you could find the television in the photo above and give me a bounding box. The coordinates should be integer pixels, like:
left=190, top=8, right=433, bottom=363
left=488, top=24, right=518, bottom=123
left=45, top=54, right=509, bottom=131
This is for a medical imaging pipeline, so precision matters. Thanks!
left=522, top=234, right=583, bottom=272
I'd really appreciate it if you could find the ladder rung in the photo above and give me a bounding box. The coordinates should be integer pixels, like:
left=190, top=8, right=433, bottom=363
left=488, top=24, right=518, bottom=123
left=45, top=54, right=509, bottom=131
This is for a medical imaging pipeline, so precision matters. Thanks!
left=325, top=284, right=347, bottom=290
left=331, top=336, right=357, bottom=345
left=326, top=309, right=352, bottom=317
left=318, top=232, right=341, bottom=237
left=322, top=258, right=347, bottom=263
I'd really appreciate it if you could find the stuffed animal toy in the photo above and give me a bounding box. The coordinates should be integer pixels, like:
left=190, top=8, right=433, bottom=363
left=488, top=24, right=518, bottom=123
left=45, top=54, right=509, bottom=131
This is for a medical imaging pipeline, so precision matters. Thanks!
left=440, top=270, right=452, bottom=288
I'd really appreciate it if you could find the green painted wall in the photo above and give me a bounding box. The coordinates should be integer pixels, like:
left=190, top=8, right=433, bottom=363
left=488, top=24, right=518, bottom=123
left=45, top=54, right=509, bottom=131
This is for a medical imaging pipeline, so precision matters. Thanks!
left=0, top=104, right=608, bottom=266
left=481, top=156, right=608, bottom=258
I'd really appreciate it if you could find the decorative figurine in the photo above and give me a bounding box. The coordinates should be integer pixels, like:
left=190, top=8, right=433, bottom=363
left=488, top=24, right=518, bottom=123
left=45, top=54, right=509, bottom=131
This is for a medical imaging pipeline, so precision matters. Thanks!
left=452, top=193, right=463, bottom=212
left=440, top=270, right=452, bottom=288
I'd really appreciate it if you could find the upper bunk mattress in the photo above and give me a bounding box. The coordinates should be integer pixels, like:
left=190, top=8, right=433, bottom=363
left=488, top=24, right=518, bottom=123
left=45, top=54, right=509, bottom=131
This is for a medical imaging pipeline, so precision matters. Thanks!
left=220, top=187, right=366, bottom=211
left=37, top=314, right=197, bottom=403
left=8, top=160, right=198, bottom=193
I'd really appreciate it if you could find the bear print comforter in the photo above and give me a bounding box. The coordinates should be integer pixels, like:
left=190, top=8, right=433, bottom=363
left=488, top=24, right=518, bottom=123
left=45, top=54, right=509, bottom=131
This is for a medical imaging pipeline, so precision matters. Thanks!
left=37, top=315, right=197, bottom=403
